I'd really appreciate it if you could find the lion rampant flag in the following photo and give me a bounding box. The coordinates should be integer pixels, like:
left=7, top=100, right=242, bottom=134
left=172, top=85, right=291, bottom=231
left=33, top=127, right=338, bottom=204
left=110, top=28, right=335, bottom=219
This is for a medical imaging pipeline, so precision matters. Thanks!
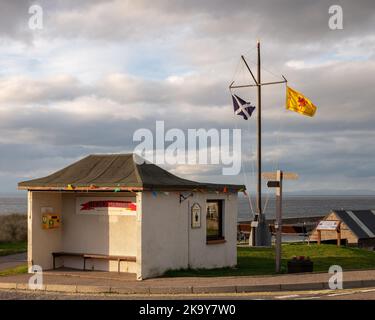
left=286, top=86, right=317, bottom=117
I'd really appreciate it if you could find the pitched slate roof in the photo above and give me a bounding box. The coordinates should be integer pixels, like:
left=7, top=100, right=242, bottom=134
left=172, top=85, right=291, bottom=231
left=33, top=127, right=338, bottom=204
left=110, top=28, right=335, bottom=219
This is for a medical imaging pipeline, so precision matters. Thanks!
left=333, top=210, right=375, bottom=239
left=18, top=154, right=244, bottom=192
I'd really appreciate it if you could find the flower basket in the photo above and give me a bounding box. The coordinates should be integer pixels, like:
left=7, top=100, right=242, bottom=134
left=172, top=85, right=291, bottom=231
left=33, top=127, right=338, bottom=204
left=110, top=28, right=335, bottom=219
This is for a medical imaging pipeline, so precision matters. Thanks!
left=287, top=256, right=313, bottom=273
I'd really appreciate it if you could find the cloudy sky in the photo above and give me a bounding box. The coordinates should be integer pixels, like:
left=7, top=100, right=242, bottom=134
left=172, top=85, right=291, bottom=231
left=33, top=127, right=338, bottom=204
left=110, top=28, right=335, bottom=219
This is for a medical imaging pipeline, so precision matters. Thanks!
left=0, top=0, right=375, bottom=195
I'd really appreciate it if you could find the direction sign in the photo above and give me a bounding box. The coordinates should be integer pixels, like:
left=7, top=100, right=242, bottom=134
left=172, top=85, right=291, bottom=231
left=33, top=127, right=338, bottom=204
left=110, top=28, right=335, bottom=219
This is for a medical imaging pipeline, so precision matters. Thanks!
left=267, top=181, right=280, bottom=188
left=262, top=172, right=299, bottom=180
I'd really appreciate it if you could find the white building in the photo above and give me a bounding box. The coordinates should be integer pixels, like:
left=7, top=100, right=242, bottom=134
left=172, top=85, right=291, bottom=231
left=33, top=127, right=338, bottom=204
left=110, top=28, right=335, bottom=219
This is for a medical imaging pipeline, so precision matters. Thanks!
left=19, top=154, right=244, bottom=279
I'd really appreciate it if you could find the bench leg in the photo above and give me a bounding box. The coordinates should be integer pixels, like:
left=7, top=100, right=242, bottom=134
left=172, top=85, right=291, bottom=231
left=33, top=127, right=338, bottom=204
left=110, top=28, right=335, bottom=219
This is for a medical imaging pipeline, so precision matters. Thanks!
left=53, top=256, right=55, bottom=270
left=118, top=259, right=120, bottom=273
left=83, top=257, right=86, bottom=271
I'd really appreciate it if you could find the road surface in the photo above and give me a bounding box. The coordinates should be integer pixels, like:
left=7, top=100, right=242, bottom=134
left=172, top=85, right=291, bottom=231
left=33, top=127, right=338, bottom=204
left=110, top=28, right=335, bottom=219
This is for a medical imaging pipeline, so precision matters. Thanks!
left=0, top=253, right=27, bottom=272
left=1, top=287, right=375, bottom=300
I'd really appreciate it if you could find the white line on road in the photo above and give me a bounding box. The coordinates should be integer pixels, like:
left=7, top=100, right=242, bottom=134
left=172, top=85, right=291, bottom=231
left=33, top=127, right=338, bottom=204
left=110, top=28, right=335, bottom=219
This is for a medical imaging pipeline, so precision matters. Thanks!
left=296, top=296, right=321, bottom=300
left=327, top=292, right=353, bottom=297
left=275, top=294, right=300, bottom=299
left=360, top=289, right=375, bottom=293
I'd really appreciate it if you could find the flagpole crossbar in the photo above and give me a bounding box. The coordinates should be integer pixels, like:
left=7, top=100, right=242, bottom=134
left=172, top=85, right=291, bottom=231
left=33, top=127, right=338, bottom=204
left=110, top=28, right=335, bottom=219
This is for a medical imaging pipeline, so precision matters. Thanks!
left=229, top=79, right=287, bottom=89
left=229, top=55, right=287, bottom=90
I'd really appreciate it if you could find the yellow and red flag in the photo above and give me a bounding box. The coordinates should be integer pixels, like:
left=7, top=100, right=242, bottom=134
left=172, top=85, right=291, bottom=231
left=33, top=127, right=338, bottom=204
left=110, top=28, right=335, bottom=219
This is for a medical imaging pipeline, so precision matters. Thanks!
left=286, top=86, right=317, bottom=117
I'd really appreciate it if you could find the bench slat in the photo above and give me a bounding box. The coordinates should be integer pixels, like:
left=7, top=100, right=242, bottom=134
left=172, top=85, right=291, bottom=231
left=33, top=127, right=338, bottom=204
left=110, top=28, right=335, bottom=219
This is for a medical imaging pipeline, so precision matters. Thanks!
left=84, top=254, right=136, bottom=262
left=52, top=252, right=85, bottom=257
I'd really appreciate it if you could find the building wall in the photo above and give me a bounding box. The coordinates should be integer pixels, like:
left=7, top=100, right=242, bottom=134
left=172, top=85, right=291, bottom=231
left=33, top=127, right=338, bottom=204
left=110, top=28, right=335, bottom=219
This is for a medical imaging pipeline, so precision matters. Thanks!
left=309, top=211, right=359, bottom=244
left=139, top=191, right=238, bottom=279
left=139, top=191, right=188, bottom=279
left=188, top=193, right=238, bottom=270
left=28, top=191, right=62, bottom=271
left=29, top=189, right=238, bottom=279
left=60, top=192, right=138, bottom=273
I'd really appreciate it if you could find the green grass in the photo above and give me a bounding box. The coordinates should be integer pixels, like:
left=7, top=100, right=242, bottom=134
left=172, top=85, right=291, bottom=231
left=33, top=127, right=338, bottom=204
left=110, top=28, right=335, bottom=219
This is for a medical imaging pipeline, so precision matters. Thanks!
left=0, top=241, right=27, bottom=257
left=0, top=264, right=28, bottom=277
left=164, top=244, right=375, bottom=277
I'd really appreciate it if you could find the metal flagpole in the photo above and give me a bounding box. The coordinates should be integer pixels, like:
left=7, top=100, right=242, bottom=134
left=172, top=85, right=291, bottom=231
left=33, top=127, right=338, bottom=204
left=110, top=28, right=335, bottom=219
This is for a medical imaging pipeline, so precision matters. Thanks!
left=255, top=40, right=271, bottom=246
left=229, top=41, right=288, bottom=247
left=256, top=40, right=262, bottom=245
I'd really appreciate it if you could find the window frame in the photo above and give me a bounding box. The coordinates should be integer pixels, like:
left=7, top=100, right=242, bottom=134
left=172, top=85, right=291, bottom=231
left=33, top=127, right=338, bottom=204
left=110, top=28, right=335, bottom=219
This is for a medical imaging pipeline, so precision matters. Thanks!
left=206, top=199, right=224, bottom=241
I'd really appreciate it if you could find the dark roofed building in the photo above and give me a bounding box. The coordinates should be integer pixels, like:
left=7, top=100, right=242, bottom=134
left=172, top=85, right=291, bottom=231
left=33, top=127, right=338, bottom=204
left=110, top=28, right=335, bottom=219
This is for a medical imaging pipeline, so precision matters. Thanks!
left=19, top=154, right=243, bottom=192
left=310, top=210, right=375, bottom=250
left=20, top=153, right=245, bottom=279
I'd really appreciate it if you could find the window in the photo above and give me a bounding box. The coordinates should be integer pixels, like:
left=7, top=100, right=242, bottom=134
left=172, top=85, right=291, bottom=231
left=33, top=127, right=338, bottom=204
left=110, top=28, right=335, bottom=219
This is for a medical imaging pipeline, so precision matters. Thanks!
left=206, top=200, right=224, bottom=241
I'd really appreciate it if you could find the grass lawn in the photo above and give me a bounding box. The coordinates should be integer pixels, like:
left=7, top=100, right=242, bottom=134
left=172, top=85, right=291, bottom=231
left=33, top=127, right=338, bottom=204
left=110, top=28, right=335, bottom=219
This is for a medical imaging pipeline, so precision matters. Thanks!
left=0, top=264, right=28, bottom=277
left=0, top=241, right=27, bottom=257
left=164, top=243, right=375, bottom=277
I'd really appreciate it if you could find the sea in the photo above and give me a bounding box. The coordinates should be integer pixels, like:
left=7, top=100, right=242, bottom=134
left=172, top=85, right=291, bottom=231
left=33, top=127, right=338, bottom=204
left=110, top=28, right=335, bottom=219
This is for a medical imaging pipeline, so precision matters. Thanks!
left=0, top=195, right=28, bottom=215
left=238, top=195, right=375, bottom=222
left=1, top=194, right=375, bottom=221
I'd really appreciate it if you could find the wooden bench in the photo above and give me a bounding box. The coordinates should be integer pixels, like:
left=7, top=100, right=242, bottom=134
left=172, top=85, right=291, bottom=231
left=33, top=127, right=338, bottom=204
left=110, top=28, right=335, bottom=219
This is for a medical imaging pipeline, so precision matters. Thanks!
left=269, top=224, right=308, bottom=236
left=52, top=252, right=136, bottom=272
left=269, top=224, right=309, bottom=242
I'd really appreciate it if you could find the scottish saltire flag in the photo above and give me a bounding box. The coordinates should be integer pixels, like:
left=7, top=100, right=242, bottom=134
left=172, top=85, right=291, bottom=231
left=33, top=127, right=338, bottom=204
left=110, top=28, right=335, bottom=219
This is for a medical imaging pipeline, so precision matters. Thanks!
left=232, top=94, right=256, bottom=120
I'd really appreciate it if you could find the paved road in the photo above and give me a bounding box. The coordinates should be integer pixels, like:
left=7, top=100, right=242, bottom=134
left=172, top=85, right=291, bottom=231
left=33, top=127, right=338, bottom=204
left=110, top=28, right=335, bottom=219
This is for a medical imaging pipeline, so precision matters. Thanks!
left=1, top=287, right=375, bottom=300
left=0, top=253, right=27, bottom=272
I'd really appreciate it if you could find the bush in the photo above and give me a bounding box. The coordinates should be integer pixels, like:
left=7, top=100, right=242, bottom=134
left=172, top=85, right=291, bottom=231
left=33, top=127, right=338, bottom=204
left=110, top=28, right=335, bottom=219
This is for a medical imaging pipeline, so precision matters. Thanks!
left=0, top=214, right=27, bottom=242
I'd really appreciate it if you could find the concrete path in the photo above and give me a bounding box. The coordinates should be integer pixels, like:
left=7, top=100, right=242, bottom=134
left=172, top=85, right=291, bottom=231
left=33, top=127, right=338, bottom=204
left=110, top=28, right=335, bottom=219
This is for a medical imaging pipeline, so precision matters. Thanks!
left=0, top=268, right=375, bottom=294
left=0, top=253, right=27, bottom=272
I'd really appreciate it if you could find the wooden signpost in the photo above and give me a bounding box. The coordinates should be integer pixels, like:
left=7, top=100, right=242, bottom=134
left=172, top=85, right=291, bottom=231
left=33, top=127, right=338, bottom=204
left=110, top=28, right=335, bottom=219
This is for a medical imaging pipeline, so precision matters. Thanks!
left=263, top=170, right=298, bottom=273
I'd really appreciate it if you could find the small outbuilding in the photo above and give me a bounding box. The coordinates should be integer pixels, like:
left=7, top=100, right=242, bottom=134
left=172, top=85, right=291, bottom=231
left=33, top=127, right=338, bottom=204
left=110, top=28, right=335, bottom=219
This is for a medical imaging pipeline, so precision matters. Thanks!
left=309, top=210, right=375, bottom=250
left=18, top=154, right=244, bottom=279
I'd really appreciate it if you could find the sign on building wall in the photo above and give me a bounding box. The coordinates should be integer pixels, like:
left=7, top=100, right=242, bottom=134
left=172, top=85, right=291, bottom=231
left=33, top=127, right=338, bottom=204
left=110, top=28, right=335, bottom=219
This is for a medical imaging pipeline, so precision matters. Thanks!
left=191, top=203, right=201, bottom=228
left=41, top=207, right=60, bottom=229
left=317, top=220, right=339, bottom=231
left=76, top=197, right=137, bottom=216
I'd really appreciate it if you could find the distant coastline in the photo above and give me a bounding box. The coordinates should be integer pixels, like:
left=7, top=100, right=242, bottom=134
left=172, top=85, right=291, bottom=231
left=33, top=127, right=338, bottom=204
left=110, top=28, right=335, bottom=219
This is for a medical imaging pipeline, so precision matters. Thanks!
left=1, top=194, right=375, bottom=218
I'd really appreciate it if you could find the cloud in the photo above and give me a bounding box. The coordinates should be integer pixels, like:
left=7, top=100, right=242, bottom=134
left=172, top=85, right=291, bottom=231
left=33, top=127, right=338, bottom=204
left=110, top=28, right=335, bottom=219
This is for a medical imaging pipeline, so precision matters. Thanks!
left=0, top=1, right=374, bottom=194
left=0, top=0, right=31, bottom=40
left=0, top=75, right=85, bottom=104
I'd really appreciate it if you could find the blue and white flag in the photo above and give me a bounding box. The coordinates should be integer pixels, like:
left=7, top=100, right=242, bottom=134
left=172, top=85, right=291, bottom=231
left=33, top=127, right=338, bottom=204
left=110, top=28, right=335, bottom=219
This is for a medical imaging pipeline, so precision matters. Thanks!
left=232, top=94, right=256, bottom=120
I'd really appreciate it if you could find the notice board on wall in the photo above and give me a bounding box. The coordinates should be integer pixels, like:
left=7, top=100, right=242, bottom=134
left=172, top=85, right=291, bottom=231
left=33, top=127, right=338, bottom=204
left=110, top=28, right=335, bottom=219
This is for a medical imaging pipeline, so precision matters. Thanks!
left=317, top=220, right=339, bottom=231
left=76, top=197, right=137, bottom=216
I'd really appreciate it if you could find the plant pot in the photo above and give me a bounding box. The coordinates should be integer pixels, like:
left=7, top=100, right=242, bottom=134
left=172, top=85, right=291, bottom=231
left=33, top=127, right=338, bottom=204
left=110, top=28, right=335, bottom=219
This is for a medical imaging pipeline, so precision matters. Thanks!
left=287, top=259, right=313, bottom=273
